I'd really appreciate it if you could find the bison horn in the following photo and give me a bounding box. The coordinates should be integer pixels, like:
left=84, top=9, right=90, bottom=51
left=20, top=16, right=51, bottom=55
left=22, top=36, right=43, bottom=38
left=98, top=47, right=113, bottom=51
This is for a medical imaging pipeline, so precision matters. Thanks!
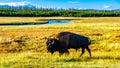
left=51, top=40, right=54, bottom=44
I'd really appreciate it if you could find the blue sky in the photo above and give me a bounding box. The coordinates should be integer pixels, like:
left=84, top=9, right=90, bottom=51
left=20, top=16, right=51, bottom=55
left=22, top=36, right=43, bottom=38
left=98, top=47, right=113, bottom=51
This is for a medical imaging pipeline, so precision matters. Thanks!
left=0, top=0, right=120, bottom=10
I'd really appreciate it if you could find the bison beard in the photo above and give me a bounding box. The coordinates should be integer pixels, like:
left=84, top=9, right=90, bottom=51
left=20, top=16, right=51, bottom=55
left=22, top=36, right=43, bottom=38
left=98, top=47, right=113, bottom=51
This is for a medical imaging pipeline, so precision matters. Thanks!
left=46, top=32, right=91, bottom=57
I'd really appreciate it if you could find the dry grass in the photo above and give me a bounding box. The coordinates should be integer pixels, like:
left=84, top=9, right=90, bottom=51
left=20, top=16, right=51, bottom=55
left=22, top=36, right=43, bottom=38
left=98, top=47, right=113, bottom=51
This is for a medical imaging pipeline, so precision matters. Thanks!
left=0, top=17, right=120, bottom=68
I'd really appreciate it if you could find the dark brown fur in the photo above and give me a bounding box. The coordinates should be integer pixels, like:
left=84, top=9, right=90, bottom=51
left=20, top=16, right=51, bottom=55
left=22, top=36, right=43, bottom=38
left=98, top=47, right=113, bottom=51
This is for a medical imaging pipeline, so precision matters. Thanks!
left=46, top=32, right=91, bottom=57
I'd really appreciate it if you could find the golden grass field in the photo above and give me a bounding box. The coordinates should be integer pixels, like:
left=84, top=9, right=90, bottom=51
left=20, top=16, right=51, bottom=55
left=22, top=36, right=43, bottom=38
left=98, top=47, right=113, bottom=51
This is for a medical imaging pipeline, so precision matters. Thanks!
left=0, top=17, right=120, bottom=68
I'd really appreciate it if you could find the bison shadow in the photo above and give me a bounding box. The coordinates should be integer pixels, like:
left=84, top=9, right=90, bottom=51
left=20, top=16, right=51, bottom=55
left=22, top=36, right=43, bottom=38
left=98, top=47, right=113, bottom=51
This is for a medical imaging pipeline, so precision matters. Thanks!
left=87, top=56, right=120, bottom=60
left=59, top=56, right=120, bottom=62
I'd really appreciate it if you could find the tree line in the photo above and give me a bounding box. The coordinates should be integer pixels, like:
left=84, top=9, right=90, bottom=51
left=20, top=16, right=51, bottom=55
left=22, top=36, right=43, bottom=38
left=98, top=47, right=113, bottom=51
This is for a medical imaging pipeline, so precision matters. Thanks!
left=0, top=8, right=120, bottom=17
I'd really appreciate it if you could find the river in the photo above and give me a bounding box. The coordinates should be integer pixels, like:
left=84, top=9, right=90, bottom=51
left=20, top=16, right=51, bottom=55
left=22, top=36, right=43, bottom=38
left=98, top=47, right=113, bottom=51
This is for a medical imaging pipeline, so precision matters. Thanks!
left=0, top=20, right=71, bottom=26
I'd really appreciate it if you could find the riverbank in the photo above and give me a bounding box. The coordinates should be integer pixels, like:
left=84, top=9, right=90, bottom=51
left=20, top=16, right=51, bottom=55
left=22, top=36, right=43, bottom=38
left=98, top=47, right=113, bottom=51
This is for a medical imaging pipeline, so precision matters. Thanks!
left=0, top=17, right=120, bottom=25
left=0, top=17, right=78, bottom=26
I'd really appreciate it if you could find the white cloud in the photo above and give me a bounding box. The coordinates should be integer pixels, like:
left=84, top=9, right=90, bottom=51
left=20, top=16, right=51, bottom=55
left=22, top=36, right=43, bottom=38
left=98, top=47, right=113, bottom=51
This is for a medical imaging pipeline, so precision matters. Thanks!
left=78, top=8, right=82, bottom=9
left=0, top=1, right=30, bottom=6
left=104, top=5, right=110, bottom=9
left=68, top=1, right=80, bottom=4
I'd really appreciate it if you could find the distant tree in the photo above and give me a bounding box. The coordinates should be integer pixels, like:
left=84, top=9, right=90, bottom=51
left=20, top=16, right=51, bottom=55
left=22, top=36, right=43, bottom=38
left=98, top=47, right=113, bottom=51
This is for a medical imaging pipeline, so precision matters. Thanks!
left=0, top=8, right=120, bottom=17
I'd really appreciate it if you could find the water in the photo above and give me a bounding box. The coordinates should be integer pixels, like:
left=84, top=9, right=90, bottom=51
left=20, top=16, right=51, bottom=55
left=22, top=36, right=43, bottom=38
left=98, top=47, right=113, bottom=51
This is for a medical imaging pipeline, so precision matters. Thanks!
left=0, top=20, right=71, bottom=26
left=47, top=20, right=70, bottom=24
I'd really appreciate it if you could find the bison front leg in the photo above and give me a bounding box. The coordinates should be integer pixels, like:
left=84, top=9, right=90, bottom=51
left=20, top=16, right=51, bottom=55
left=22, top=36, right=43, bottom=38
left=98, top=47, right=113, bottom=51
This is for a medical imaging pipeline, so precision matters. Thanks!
left=63, top=50, right=69, bottom=55
left=86, top=46, right=91, bottom=57
left=80, top=48, right=85, bottom=57
left=59, top=50, right=69, bottom=56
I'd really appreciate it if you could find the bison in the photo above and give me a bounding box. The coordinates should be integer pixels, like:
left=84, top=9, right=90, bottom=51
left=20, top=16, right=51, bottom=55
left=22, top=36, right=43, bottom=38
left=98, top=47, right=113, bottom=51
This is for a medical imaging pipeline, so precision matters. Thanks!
left=46, top=32, right=91, bottom=57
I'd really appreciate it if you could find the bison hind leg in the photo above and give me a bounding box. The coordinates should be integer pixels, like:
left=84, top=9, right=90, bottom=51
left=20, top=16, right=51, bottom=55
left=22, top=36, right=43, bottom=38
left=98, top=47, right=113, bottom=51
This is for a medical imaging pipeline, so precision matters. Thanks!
left=79, top=48, right=85, bottom=57
left=86, top=46, right=91, bottom=57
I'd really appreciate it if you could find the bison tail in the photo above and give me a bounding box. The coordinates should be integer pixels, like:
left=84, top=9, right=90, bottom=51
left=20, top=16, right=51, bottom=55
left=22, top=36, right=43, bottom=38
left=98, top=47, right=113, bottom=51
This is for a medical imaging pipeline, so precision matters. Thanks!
left=89, top=39, right=96, bottom=45
left=88, top=39, right=91, bottom=45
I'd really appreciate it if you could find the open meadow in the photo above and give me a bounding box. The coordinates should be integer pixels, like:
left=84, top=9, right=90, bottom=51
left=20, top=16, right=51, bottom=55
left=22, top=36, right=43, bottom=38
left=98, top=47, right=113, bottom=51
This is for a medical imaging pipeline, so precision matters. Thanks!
left=0, top=17, right=120, bottom=68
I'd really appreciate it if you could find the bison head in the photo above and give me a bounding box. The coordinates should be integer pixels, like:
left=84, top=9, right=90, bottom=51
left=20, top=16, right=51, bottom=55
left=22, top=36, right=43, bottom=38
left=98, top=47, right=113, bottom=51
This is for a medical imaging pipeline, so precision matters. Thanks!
left=46, top=38, right=59, bottom=54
